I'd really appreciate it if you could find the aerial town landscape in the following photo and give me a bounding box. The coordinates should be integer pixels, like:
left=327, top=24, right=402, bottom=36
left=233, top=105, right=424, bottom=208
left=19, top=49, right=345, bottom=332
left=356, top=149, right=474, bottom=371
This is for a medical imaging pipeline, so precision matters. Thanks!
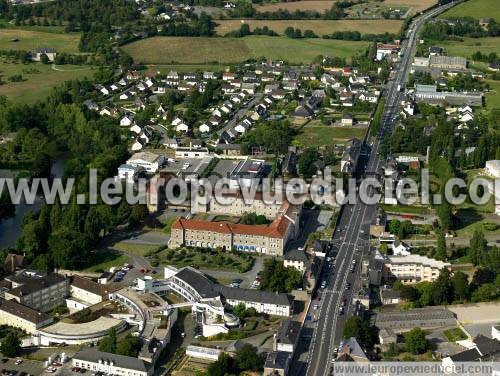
left=0, top=0, right=499, bottom=374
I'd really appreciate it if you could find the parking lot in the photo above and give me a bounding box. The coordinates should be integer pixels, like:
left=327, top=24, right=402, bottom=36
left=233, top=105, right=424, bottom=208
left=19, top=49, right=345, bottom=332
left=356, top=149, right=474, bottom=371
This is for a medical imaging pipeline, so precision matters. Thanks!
left=0, top=358, right=45, bottom=376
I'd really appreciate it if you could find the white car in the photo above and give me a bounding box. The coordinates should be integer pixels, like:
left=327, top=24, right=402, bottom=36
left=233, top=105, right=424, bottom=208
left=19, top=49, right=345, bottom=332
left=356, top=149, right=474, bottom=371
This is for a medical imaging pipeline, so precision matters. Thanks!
left=313, top=304, right=319, bottom=310
left=15, top=359, right=23, bottom=365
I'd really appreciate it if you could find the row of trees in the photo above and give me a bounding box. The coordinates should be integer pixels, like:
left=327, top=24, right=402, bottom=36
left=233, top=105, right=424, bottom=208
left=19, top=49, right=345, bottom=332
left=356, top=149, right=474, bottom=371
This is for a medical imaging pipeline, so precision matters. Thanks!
left=284, top=26, right=318, bottom=39
left=228, top=3, right=346, bottom=20
left=421, top=17, right=500, bottom=40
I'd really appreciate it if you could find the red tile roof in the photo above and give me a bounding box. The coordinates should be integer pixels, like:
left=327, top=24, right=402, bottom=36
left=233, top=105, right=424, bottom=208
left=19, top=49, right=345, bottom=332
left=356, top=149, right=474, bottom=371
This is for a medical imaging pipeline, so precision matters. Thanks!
left=172, top=216, right=292, bottom=239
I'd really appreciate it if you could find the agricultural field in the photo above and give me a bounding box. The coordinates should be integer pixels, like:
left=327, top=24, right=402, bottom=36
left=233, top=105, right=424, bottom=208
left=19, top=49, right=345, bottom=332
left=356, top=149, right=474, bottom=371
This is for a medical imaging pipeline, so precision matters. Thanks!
left=254, top=0, right=337, bottom=12
left=440, top=0, right=500, bottom=20
left=438, top=37, right=500, bottom=58
left=215, top=19, right=403, bottom=36
left=381, top=0, right=437, bottom=14
left=0, top=62, right=93, bottom=104
left=121, top=36, right=369, bottom=65
left=293, top=123, right=366, bottom=148
left=0, top=28, right=80, bottom=53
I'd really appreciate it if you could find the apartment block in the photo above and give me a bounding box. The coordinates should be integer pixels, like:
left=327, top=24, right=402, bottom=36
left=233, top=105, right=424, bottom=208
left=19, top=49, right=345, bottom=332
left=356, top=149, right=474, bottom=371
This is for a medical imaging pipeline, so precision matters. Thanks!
left=4, top=273, right=69, bottom=312
left=383, top=254, right=451, bottom=284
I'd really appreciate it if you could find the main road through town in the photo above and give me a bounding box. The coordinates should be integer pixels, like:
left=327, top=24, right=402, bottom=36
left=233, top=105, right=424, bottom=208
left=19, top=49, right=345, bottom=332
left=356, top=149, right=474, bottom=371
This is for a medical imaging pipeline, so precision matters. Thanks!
left=293, top=2, right=462, bottom=375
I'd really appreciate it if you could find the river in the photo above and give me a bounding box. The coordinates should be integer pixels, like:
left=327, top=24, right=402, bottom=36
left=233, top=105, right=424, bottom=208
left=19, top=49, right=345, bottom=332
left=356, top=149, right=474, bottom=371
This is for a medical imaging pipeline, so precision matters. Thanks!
left=0, top=158, right=65, bottom=249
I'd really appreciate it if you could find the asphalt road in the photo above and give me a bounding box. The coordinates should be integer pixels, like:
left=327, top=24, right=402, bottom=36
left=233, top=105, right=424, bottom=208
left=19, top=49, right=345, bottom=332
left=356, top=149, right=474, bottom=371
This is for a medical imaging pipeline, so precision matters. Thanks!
left=292, top=2, right=461, bottom=375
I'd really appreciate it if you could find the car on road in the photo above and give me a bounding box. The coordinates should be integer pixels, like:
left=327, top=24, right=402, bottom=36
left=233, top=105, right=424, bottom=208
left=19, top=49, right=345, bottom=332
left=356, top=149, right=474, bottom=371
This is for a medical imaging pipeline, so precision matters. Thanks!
left=14, top=360, right=22, bottom=366
left=313, top=304, right=319, bottom=310
left=345, top=283, right=351, bottom=290
left=338, top=306, right=344, bottom=315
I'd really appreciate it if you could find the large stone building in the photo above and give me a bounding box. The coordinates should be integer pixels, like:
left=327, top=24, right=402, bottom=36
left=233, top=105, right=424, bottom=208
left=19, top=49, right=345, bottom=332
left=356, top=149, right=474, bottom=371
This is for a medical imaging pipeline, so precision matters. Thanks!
left=169, top=203, right=301, bottom=256
left=0, top=298, right=53, bottom=334
left=4, top=273, right=69, bottom=312
left=383, top=254, right=451, bottom=284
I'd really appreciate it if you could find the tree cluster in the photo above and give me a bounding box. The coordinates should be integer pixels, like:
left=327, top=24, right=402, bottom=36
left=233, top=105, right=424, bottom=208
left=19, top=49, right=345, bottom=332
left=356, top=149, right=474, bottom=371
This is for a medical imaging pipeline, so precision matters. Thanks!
left=206, top=344, right=263, bottom=376
left=259, top=258, right=302, bottom=293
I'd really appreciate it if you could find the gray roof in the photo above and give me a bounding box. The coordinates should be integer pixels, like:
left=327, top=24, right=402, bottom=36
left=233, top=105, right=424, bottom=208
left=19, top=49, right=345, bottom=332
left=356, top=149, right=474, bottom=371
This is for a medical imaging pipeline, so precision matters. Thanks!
left=175, top=267, right=219, bottom=299
left=0, top=298, right=52, bottom=324
left=219, top=286, right=293, bottom=307
left=7, top=273, right=67, bottom=297
left=450, top=348, right=482, bottom=362
left=284, top=248, right=308, bottom=263
left=73, top=348, right=151, bottom=372
left=473, top=335, right=500, bottom=357
left=374, top=307, right=456, bottom=330
left=264, top=351, right=290, bottom=370
left=276, top=320, right=301, bottom=345
left=342, top=337, right=368, bottom=360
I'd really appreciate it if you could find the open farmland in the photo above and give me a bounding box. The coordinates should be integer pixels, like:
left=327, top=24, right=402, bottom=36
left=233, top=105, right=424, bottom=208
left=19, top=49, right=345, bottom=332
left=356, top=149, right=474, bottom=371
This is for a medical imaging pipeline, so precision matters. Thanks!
left=215, top=19, right=403, bottom=36
left=254, top=0, right=337, bottom=12
left=440, top=0, right=499, bottom=20
left=121, top=36, right=369, bottom=64
left=0, top=28, right=81, bottom=53
left=381, top=0, right=437, bottom=14
left=438, top=37, right=500, bottom=58
left=0, top=63, right=93, bottom=104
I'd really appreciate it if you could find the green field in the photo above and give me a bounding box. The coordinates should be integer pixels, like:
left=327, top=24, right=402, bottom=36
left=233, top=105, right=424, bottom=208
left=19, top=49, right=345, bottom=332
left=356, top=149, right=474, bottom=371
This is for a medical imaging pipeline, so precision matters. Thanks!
left=0, top=28, right=81, bottom=53
left=0, top=63, right=93, bottom=104
left=294, top=124, right=366, bottom=148
left=121, top=36, right=369, bottom=64
left=215, top=19, right=403, bottom=36
left=485, top=79, right=500, bottom=109
left=440, top=0, right=500, bottom=20
left=439, top=37, right=500, bottom=58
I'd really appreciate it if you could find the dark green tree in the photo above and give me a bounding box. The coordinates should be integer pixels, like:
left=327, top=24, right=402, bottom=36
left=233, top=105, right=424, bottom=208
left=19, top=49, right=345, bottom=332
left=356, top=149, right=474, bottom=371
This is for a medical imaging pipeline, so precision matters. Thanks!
left=404, top=327, right=428, bottom=355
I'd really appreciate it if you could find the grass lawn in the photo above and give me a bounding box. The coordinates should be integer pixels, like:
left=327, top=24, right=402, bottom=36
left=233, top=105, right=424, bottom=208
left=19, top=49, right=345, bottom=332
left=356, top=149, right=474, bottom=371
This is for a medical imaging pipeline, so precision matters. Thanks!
left=113, top=241, right=162, bottom=256
left=381, top=203, right=431, bottom=215
left=438, top=37, right=500, bottom=59
left=0, top=28, right=81, bottom=53
left=0, top=62, right=94, bottom=104
left=121, top=36, right=369, bottom=65
left=146, top=63, right=228, bottom=74
left=162, top=216, right=178, bottom=235
left=215, top=19, right=403, bottom=36
left=293, top=124, right=366, bottom=148
left=485, top=79, right=500, bottom=110
left=159, top=247, right=254, bottom=272
left=83, top=250, right=129, bottom=273
left=443, top=327, right=468, bottom=342
left=440, top=0, right=500, bottom=20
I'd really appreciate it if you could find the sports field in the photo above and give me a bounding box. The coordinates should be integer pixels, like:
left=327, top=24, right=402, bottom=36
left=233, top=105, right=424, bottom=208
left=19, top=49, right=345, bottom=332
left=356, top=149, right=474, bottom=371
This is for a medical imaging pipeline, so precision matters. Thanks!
left=0, top=28, right=81, bottom=53
left=121, top=36, right=369, bottom=64
left=0, top=63, right=93, bottom=104
left=440, top=0, right=500, bottom=20
left=215, top=19, right=403, bottom=36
